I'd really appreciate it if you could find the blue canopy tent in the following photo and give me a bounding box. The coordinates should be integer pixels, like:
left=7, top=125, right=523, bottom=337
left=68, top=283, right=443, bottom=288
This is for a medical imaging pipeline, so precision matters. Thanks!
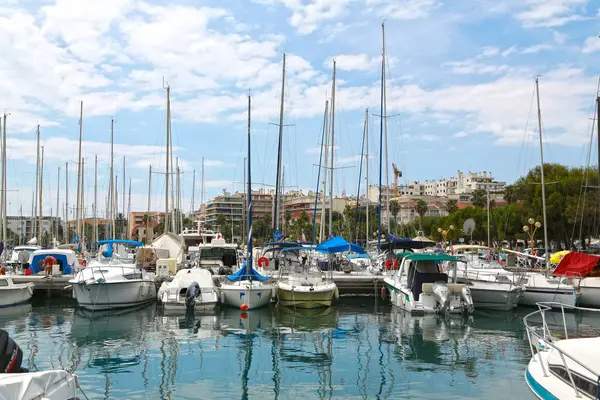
left=316, top=236, right=365, bottom=254
left=226, top=261, right=269, bottom=282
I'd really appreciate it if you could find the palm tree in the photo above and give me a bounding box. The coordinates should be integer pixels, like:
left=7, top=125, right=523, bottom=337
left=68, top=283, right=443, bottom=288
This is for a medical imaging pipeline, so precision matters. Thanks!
left=446, top=199, right=458, bottom=214
left=470, top=190, right=487, bottom=208
left=389, top=200, right=400, bottom=235
left=415, top=199, right=428, bottom=231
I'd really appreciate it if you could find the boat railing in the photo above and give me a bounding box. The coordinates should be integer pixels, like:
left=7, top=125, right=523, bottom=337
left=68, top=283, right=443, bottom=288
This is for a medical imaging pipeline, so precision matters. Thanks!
left=524, top=302, right=600, bottom=398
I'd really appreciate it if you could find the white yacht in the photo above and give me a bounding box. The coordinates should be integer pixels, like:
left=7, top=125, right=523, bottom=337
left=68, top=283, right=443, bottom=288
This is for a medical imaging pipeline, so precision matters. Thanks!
left=5, top=245, right=41, bottom=273
left=69, top=240, right=157, bottom=311
left=384, top=252, right=474, bottom=315
left=525, top=302, right=600, bottom=400
left=0, top=276, right=34, bottom=307
left=449, top=245, right=524, bottom=311
left=219, top=266, right=274, bottom=310
left=189, top=237, right=239, bottom=275
left=158, top=268, right=218, bottom=312
left=276, top=247, right=339, bottom=309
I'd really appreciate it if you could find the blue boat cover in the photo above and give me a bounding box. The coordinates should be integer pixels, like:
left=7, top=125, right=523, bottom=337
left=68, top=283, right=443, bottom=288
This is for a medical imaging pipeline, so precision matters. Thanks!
left=347, top=253, right=369, bottom=259
left=29, top=253, right=73, bottom=274
left=94, top=239, right=143, bottom=247
left=226, top=262, right=270, bottom=282
left=317, top=236, right=365, bottom=254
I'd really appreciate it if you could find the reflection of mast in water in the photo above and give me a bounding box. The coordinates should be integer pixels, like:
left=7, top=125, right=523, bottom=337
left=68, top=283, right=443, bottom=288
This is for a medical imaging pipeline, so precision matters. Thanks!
left=270, top=330, right=281, bottom=399
left=241, top=333, right=254, bottom=400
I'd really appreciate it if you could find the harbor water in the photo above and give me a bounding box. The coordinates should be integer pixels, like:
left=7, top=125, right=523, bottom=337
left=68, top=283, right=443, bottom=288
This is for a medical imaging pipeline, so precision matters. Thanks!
left=1, top=297, right=537, bottom=399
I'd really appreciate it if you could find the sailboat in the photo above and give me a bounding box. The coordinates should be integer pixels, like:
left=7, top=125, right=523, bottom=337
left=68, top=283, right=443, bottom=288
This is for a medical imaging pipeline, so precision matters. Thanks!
left=218, top=92, right=274, bottom=310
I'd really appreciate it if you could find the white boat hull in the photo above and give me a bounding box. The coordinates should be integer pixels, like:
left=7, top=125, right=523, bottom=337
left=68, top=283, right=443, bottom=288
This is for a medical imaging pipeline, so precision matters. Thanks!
left=0, top=283, right=34, bottom=307
left=277, top=281, right=338, bottom=309
left=72, top=280, right=157, bottom=311
left=0, top=370, right=79, bottom=400
left=521, top=286, right=578, bottom=307
left=467, top=283, right=523, bottom=311
left=384, top=277, right=468, bottom=315
left=219, top=281, right=273, bottom=310
left=576, top=277, right=600, bottom=307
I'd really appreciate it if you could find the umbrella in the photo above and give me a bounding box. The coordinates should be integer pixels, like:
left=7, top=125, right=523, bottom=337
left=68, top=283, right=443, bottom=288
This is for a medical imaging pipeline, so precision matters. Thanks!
left=550, top=250, right=570, bottom=265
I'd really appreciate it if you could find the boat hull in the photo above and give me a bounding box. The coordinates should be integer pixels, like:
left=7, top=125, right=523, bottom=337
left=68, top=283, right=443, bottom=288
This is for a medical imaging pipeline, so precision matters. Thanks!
left=277, top=282, right=337, bottom=309
left=467, top=283, right=523, bottom=311
left=521, top=286, right=578, bottom=307
left=384, top=278, right=467, bottom=315
left=72, top=280, right=157, bottom=311
left=162, top=300, right=217, bottom=313
left=0, top=283, right=34, bottom=308
left=525, top=354, right=563, bottom=400
left=577, top=278, right=600, bottom=307
left=219, top=282, right=273, bottom=310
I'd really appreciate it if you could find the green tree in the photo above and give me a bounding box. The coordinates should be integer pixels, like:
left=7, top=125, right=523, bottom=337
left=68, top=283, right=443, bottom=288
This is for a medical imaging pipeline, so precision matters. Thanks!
left=415, top=199, right=428, bottom=231
left=389, top=200, right=400, bottom=235
left=471, top=190, right=487, bottom=208
left=446, top=199, right=458, bottom=214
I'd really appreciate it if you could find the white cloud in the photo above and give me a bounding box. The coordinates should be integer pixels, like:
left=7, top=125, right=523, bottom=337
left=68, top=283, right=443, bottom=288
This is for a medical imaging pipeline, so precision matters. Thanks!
left=203, top=160, right=232, bottom=167
left=421, top=134, right=440, bottom=141
left=453, top=131, right=468, bottom=138
left=515, top=0, right=587, bottom=28
left=443, top=60, right=512, bottom=75
left=521, top=44, right=553, bottom=54
left=365, top=0, right=440, bottom=20
left=553, top=31, right=567, bottom=44
left=325, top=54, right=380, bottom=71
left=502, top=46, right=518, bottom=57
left=582, top=36, right=600, bottom=53
left=480, top=47, right=500, bottom=57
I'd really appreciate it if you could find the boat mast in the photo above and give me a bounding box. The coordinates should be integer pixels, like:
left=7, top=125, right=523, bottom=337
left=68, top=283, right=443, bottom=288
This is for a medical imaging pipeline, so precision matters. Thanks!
left=535, top=77, right=549, bottom=262
left=146, top=164, right=152, bottom=244
left=110, top=118, right=116, bottom=238
left=354, top=110, right=367, bottom=243
left=243, top=160, right=246, bottom=243
left=1, top=113, right=6, bottom=246
left=320, top=100, right=331, bottom=243
left=273, top=53, right=286, bottom=234
left=312, top=99, right=329, bottom=243
left=165, top=84, right=171, bottom=234
left=383, top=24, right=390, bottom=231
left=365, top=108, right=369, bottom=246
left=247, top=92, right=253, bottom=273
left=94, top=155, right=98, bottom=242
left=38, top=146, right=44, bottom=242
left=201, top=157, right=205, bottom=224
left=191, top=169, right=195, bottom=215
left=127, top=178, right=131, bottom=239
left=76, top=101, right=83, bottom=239
left=64, top=162, right=68, bottom=243
left=56, top=166, right=60, bottom=243
left=329, top=60, right=336, bottom=238
left=34, top=125, right=40, bottom=238
left=122, top=156, right=126, bottom=239
left=377, top=23, right=386, bottom=250
left=81, top=157, right=85, bottom=242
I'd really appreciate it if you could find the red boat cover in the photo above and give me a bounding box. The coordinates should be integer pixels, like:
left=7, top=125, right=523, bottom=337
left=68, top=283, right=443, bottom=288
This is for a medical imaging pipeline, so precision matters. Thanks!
left=552, top=252, right=600, bottom=277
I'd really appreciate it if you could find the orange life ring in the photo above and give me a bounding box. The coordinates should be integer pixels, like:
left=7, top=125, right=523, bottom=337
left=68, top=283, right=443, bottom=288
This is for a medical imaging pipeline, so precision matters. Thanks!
left=258, top=257, right=269, bottom=268
left=81, top=259, right=87, bottom=267
left=385, top=259, right=398, bottom=270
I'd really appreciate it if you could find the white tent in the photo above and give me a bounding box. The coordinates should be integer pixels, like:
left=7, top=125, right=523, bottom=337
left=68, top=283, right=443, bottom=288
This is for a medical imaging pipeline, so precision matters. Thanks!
left=150, top=232, right=185, bottom=265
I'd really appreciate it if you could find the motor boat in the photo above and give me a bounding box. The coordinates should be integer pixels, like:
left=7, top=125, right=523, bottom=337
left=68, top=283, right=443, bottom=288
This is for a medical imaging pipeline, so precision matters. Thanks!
left=219, top=262, right=274, bottom=310
left=449, top=245, right=524, bottom=311
left=276, top=247, right=339, bottom=309
left=158, top=268, right=218, bottom=312
left=190, top=237, right=238, bottom=275
left=69, top=240, right=157, bottom=311
left=384, top=252, right=474, bottom=315
left=552, top=251, right=600, bottom=307
left=0, top=276, right=34, bottom=307
left=0, top=329, right=81, bottom=400
left=524, top=302, right=600, bottom=400
left=4, top=245, right=41, bottom=274
left=27, top=249, right=81, bottom=276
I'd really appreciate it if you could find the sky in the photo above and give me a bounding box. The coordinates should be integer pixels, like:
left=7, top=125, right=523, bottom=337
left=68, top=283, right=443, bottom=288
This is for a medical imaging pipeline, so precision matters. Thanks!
left=1, top=0, right=600, bottom=218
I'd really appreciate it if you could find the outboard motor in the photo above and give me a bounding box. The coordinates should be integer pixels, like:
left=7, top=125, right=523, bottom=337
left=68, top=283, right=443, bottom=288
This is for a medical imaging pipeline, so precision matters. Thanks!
left=185, top=281, right=201, bottom=308
left=432, top=282, right=451, bottom=313
left=0, top=329, right=27, bottom=373
left=461, top=286, right=475, bottom=313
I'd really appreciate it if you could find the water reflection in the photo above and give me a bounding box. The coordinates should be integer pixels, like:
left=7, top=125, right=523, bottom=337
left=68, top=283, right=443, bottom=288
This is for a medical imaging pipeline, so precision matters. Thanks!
left=0, top=300, right=536, bottom=399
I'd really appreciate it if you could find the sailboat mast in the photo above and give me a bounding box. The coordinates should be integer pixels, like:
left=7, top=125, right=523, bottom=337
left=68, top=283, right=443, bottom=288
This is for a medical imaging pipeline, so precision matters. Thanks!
left=81, top=158, right=85, bottom=241
left=64, top=162, right=68, bottom=243
left=329, top=60, right=336, bottom=238
left=273, top=53, right=286, bottom=233
left=56, top=166, right=60, bottom=243
left=382, top=23, right=390, bottom=231
left=122, top=156, right=126, bottom=238
left=365, top=108, right=369, bottom=246
left=147, top=165, right=152, bottom=244
left=38, top=146, right=44, bottom=242
left=535, top=77, right=549, bottom=261
left=201, top=157, right=205, bottom=223
left=76, top=101, right=83, bottom=239
left=128, top=178, right=131, bottom=239
left=94, top=155, right=98, bottom=242
left=247, top=92, right=253, bottom=272
left=377, top=22, right=385, bottom=250
left=34, top=125, right=40, bottom=238
left=312, top=99, right=329, bottom=243
left=320, top=101, right=330, bottom=243
left=165, top=85, right=171, bottom=234
left=191, top=169, right=195, bottom=215
left=110, top=118, right=116, bottom=238
left=1, top=113, right=6, bottom=245
left=354, top=110, right=367, bottom=243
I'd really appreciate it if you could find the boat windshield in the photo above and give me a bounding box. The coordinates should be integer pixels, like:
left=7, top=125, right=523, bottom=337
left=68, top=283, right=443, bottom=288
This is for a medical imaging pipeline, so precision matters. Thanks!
left=199, top=247, right=237, bottom=267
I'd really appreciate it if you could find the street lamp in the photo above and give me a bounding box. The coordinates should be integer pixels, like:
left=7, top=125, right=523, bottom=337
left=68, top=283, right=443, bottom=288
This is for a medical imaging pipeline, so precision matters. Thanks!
left=523, top=218, right=542, bottom=252
left=437, top=225, right=454, bottom=248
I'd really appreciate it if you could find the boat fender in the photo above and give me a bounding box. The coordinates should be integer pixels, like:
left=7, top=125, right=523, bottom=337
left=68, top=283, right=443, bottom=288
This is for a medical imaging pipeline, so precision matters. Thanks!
left=334, top=287, right=340, bottom=300
left=270, top=286, right=276, bottom=299
left=0, top=329, right=26, bottom=373
left=258, top=257, right=269, bottom=268
left=385, top=259, right=398, bottom=270
left=220, top=289, right=225, bottom=304
left=381, top=286, right=387, bottom=299
left=186, top=281, right=201, bottom=307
